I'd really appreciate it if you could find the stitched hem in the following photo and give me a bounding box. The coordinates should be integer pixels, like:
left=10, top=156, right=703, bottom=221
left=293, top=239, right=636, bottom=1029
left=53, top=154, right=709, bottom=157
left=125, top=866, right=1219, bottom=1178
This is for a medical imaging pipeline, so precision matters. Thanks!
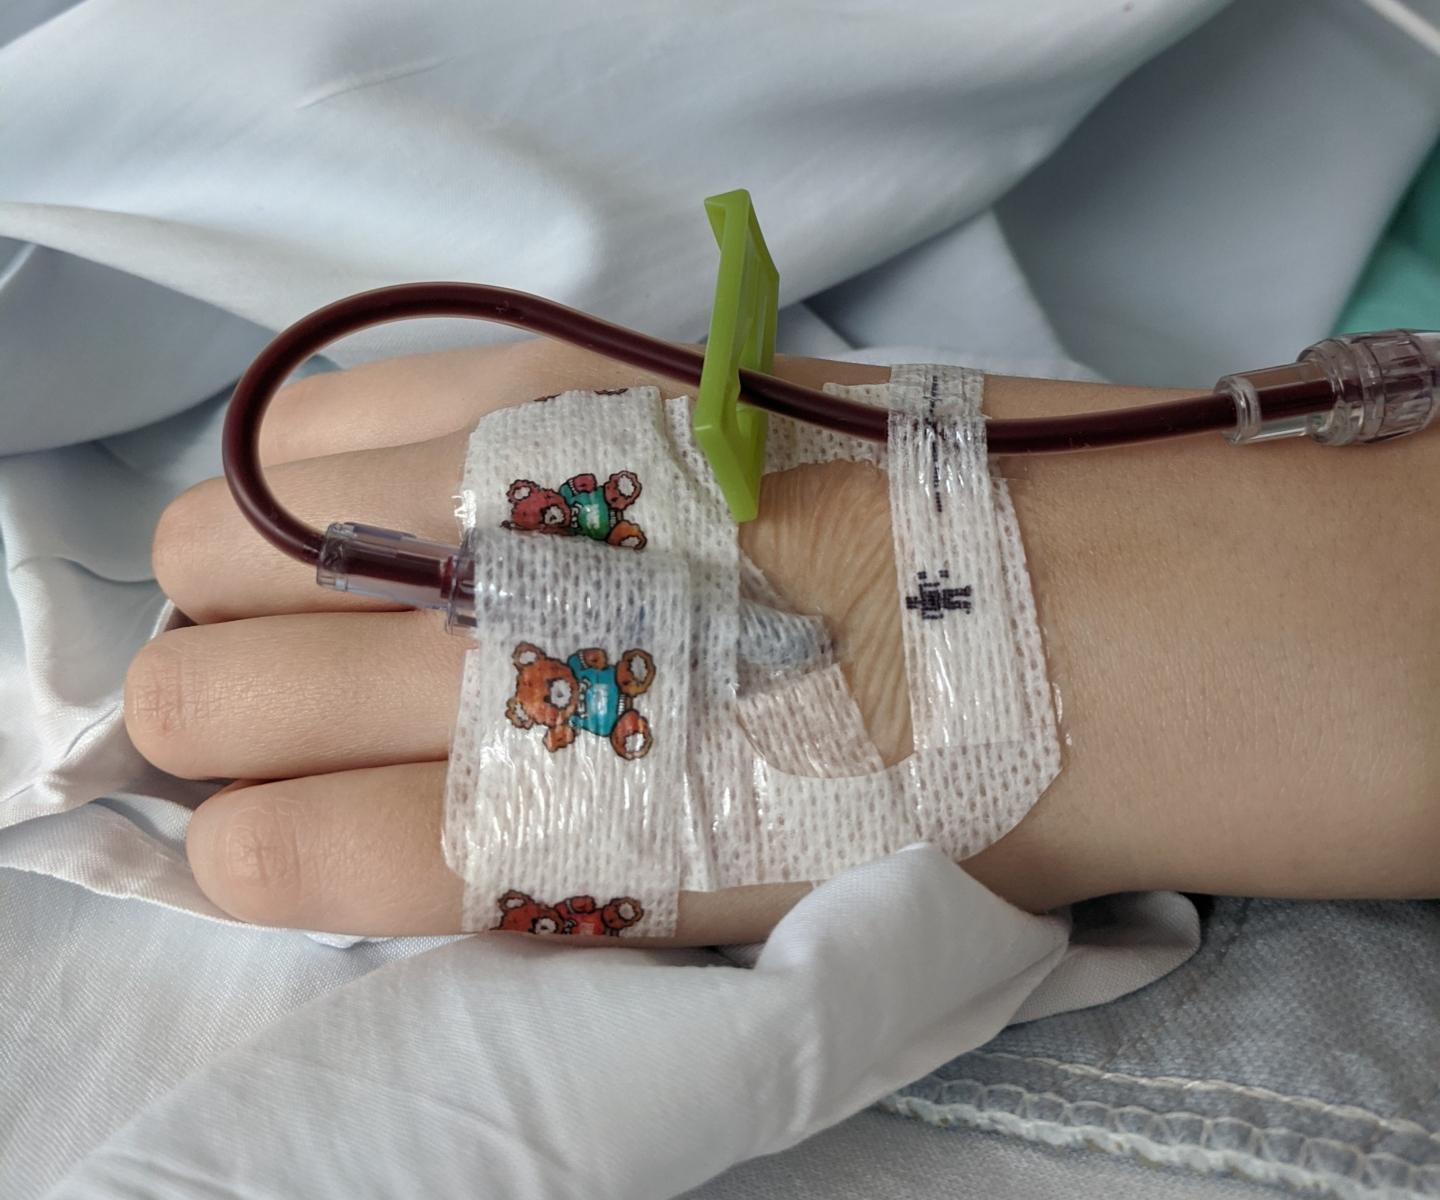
left=963, top=1052, right=1440, bottom=1148
left=882, top=1086, right=1440, bottom=1199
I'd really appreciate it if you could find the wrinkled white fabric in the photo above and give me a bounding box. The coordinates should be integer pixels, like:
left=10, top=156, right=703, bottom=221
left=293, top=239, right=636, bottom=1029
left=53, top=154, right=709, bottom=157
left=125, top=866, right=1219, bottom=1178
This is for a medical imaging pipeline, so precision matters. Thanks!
left=37, top=846, right=1173, bottom=1200
left=0, top=0, right=1436, bottom=1197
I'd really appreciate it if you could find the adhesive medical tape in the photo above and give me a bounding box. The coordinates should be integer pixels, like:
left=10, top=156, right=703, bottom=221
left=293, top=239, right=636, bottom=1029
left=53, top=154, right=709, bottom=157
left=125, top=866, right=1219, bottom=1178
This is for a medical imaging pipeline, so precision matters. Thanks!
left=443, top=372, right=1058, bottom=938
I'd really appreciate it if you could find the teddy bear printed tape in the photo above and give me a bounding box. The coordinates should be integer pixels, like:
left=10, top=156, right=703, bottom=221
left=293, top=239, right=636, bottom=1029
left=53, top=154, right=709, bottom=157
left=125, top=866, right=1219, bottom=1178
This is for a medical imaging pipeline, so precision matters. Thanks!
left=493, top=889, right=644, bottom=937
left=505, top=642, right=656, bottom=760
left=444, top=380, right=1060, bottom=940
left=503, top=471, right=646, bottom=549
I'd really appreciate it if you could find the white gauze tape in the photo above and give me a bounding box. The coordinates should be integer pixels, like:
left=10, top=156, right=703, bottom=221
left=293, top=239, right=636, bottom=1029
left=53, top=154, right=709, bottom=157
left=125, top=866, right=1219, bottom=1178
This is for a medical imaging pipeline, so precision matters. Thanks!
left=443, top=370, right=1059, bottom=938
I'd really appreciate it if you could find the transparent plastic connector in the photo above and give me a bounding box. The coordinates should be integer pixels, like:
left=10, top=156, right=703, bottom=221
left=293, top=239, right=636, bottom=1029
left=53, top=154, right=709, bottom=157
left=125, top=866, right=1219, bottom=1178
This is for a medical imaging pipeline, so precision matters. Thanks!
left=1221, top=329, right=1440, bottom=446
left=317, top=522, right=478, bottom=631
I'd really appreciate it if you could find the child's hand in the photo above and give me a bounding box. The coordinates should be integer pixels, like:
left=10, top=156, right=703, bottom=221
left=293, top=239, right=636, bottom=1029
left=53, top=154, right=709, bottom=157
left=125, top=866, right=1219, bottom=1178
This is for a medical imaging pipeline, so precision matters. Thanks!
left=127, top=344, right=902, bottom=942
left=125, top=341, right=1440, bottom=942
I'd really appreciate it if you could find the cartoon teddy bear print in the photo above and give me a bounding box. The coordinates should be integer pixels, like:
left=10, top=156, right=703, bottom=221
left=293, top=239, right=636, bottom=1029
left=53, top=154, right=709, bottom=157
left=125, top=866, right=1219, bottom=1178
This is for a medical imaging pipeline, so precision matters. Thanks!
left=505, top=642, right=655, bottom=759
left=503, top=471, right=646, bottom=549
left=493, top=890, right=645, bottom=937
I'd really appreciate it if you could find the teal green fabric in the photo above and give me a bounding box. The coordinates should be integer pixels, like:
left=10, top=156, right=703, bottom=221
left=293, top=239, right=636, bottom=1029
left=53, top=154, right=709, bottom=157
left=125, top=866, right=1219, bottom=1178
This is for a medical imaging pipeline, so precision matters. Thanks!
left=1335, top=138, right=1440, bottom=334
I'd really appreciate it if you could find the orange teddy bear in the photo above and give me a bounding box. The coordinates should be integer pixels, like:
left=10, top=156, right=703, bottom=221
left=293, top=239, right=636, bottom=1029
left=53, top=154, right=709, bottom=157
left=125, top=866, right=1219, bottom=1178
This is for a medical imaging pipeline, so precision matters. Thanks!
left=504, top=642, right=655, bottom=759
left=493, top=889, right=645, bottom=936
left=503, top=471, right=646, bottom=549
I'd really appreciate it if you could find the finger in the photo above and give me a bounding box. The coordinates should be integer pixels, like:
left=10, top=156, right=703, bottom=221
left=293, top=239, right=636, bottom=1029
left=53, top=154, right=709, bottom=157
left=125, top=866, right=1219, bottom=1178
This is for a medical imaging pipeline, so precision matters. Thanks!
left=154, top=430, right=467, bottom=623
left=161, top=355, right=891, bottom=625
left=261, top=338, right=692, bottom=466
left=124, top=610, right=466, bottom=781
left=258, top=342, right=891, bottom=466
left=188, top=762, right=463, bottom=935
left=187, top=762, right=811, bottom=942
left=261, top=345, right=513, bottom=465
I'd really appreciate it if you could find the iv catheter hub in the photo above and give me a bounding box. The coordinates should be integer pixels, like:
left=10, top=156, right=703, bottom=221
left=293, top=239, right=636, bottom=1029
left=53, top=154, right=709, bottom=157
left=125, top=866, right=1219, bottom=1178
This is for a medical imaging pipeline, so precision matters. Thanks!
left=316, top=522, right=480, bottom=630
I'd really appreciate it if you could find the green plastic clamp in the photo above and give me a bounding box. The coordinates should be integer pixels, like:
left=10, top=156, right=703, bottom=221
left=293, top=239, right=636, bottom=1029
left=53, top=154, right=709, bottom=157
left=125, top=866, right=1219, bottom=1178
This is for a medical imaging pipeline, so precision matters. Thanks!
left=694, top=189, right=779, bottom=523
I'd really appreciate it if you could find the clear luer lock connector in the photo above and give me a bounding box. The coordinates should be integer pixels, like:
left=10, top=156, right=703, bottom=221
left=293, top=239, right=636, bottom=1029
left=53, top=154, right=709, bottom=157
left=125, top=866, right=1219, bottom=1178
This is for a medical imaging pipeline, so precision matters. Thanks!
left=1220, top=329, right=1440, bottom=446
left=317, top=522, right=479, bottom=632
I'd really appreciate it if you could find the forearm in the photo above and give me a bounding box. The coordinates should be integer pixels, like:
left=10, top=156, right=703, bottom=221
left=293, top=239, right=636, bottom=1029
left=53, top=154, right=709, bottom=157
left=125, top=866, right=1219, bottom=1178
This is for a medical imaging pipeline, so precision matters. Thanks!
left=985, top=373, right=1438, bottom=907
left=680, top=365, right=1440, bottom=943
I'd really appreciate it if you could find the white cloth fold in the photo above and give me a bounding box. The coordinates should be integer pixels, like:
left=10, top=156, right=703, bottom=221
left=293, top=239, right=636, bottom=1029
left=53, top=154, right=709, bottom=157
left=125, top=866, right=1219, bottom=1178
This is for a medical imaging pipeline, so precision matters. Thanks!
left=40, top=847, right=1193, bottom=1200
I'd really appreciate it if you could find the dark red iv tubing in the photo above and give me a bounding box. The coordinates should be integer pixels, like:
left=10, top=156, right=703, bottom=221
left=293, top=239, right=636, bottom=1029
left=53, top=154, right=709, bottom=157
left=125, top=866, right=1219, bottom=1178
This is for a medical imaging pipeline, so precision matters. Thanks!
left=221, top=282, right=1323, bottom=566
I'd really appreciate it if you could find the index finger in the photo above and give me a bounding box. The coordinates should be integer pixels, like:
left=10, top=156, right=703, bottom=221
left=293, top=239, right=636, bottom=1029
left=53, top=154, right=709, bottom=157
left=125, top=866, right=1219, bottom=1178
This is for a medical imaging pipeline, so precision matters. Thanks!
left=258, top=340, right=891, bottom=465
left=156, top=431, right=468, bottom=623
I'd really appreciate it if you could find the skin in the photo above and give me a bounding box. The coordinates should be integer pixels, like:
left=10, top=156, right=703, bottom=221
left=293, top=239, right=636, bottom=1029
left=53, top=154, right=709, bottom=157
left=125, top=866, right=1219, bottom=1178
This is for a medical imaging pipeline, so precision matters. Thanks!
left=124, top=340, right=1440, bottom=945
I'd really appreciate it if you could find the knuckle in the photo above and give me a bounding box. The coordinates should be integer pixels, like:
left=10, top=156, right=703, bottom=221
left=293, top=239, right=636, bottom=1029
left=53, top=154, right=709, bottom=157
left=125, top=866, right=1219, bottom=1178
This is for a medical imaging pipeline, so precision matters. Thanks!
left=151, top=480, right=219, bottom=604
left=261, top=374, right=331, bottom=460
left=123, top=633, right=213, bottom=776
left=503, top=336, right=601, bottom=395
left=272, top=373, right=326, bottom=411
left=502, top=336, right=553, bottom=375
